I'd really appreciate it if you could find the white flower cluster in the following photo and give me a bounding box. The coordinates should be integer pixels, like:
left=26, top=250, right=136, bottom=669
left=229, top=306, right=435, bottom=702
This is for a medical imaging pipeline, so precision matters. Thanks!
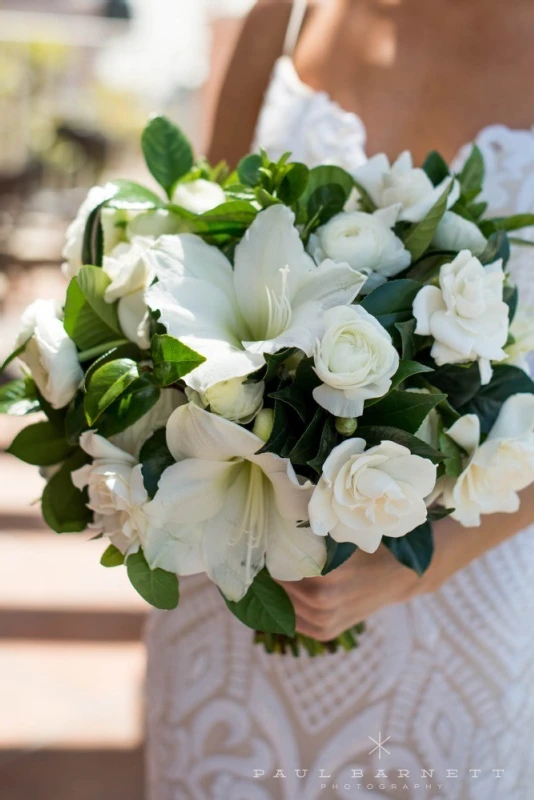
left=11, top=144, right=534, bottom=609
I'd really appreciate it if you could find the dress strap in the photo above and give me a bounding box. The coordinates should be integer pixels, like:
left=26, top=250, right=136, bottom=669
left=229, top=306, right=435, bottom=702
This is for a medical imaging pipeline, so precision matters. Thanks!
left=283, top=0, right=308, bottom=56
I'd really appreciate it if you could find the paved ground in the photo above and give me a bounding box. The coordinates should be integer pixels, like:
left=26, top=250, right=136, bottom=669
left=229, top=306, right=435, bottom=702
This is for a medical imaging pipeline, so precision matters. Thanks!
left=0, top=263, right=148, bottom=799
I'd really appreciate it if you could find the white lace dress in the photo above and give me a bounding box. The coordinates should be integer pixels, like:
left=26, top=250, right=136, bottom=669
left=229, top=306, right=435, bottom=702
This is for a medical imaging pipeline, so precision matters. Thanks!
left=145, top=56, right=534, bottom=800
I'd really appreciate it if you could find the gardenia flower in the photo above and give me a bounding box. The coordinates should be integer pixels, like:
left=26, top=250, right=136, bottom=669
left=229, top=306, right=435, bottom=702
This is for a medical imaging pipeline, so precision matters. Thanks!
left=146, top=205, right=365, bottom=392
left=313, top=305, right=399, bottom=417
left=144, top=403, right=326, bottom=601
left=72, top=431, right=150, bottom=555
left=413, top=250, right=509, bottom=384
left=185, top=376, right=264, bottom=424
left=438, top=394, right=534, bottom=527
left=172, top=179, right=226, bottom=214
left=15, top=299, right=83, bottom=409
left=310, top=207, right=411, bottom=292
left=309, top=438, right=437, bottom=552
left=103, top=238, right=157, bottom=349
left=62, top=184, right=123, bottom=278
left=431, top=211, right=487, bottom=255
left=505, top=304, right=534, bottom=374
left=353, top=151, right=459, bottom=223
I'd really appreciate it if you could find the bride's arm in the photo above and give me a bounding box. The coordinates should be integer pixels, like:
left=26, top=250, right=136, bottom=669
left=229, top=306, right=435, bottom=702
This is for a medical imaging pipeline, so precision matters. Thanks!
left=207, top=0, right=294, bottom=166
left=282, top=483, right=534, bottom=641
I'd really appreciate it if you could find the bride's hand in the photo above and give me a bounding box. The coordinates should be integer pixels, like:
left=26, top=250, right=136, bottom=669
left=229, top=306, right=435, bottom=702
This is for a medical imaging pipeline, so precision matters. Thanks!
left=281, top=544, right=420, bottom=641
left=282, top=485, right=534, bottom=641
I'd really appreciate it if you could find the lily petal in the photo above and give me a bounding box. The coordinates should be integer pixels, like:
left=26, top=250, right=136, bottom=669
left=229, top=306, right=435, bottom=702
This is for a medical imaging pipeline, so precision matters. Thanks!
left=166, top=403, right=260, bottom=462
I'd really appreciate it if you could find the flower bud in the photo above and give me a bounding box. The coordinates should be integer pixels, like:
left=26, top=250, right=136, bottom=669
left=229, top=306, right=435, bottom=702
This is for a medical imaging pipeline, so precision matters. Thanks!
left=335, top=417, right=358, bottom=436
left=253, top=408, right=275, bottom=442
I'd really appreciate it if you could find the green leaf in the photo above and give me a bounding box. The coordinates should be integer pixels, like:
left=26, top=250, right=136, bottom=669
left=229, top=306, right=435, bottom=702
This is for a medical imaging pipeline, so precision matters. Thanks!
left=126, top=549, right=179, bottom=609
left=422, top=151, right=449, bottom=186
left=64, top=266, right=122, bottom=351
left=277, top=162, right=309, bottom=205
left=308, top=415, right=338, bottom=472
left=65, top=393, right=89, bottom=446
left=361, top=389, right=446, bottom=434
left=458, top=144, right=484, bottom=200
left=427, top=506, right=454, bottom=522
left=95, top=375, right=160, bottom=438
left=83, top=342, right=143, bottom=388
left=151, top=334, right=206, bottom=386
left=288, top=407, right=326, bottom=465
left=364, top=361, right=434, bottom=407
left=395, top=320, right=417, bottom=361
left=357, top=425, right=445, bottom=463
left=7, top=421, right=73, bottom=466
left=100, top=544, right=124, bottom=567
left=0, top=338, right=30, bottom=373
left=188, top=201, right=257, bottom=238
left=246, top=348, right=298, bottom=385
left=42, top=449, right=92, bottom=534
left=140, top=428, right=175, bottom=499
left=407, top=251, right=454, bottom=283
left=361, top=279, right=422, bottom=335
left=0, top=378, right=40, bottom=415
left=462, top=364, right=534, bottom=434
left=428, top=361, right=481, bottom=407
left=503, top=284, right=518, bottom=323
left=237, top=154, right=262, bottom=187
left=479, top=230, right=510, bottom=266
left=402, top=184, right=452, bottom=261
left=84, top=358, right=139, bottom=425
left=106, top=179, right=162, bottom=208
left=321, top=538, right=357, bottom=575
left=141, top=115, right=193, bottom=196
left=383, top=521, right=434, bottom=575
left=481, top=213, right=534, bottom=234
left=439, top=430, right=465, bottom=478
left=224, top=568, right=295, bottom=636
left=298, top=165, right=354, bottom=224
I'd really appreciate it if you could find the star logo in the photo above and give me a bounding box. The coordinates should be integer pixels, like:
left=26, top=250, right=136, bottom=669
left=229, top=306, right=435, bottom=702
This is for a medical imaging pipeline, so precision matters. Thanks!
left=368, top=732, right=391, bottom=760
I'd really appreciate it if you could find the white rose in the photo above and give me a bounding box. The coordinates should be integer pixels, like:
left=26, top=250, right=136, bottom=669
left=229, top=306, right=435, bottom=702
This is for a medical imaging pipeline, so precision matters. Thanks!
left=505, top=304, right=534, bottom=374
left=413, top=250, right=509, bottom=384
left=72, top=431, right=150, bottom=555
left=309, top=438, right=437, bottom=552
left=438, top=394, right=534, bottom=527
left=185, top=376, right=264, bottom=424
left=313, top=305, right=399, bottom=417
left=103, top=237, right=156, bottom=349
left=15, top=299, right=83, bottom=409
left=311, top=207, right=411, bottom=292
left=353, top=151, right=459, bottom=223
left=431, top=211, right=487, bottom=255
left=62, top=184, right=121, bottom=278
left=171, top=179, right=226, bottom=214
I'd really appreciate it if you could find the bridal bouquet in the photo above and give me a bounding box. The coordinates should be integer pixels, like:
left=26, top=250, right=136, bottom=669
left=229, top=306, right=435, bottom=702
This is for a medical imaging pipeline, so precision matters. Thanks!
left=3, top=116, right=534, bottom=655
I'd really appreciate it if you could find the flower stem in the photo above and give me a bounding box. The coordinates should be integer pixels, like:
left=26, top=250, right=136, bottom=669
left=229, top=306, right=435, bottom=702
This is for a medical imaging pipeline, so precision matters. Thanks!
left=254, top=621, right=366, bottom=657
left=77, top=339, right=129, bottom=362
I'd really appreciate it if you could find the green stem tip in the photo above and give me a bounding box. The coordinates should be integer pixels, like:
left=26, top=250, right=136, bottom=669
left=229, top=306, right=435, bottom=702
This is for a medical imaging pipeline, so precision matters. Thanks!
left=254, top=621, right=366, bottom=657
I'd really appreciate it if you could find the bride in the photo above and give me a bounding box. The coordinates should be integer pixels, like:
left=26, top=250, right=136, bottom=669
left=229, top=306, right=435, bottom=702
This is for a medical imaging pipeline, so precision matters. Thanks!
left=146, top=2, right=534, bottom=797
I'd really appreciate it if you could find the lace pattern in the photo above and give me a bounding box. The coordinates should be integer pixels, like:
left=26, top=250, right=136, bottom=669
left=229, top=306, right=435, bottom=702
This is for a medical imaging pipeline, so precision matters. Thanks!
left=146, top=67, right=534, bottom=798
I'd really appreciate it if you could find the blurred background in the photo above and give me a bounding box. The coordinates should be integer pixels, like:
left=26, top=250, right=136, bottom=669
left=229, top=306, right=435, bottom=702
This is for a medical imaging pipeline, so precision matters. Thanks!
left=0, top=1, right=253, bottom=797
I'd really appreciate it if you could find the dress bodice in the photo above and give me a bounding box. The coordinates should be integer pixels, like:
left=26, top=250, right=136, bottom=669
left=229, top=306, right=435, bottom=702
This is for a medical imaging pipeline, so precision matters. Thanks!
left=252, top=56, right=367, bottom=173
left=145, top=55, right=534, bottom=800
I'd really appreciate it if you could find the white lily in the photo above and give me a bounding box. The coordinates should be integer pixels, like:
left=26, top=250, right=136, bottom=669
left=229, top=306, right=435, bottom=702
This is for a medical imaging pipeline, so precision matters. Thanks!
left=144, top=403, right=326, bottom=601
left=145, top=205, right=365, bottom=392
